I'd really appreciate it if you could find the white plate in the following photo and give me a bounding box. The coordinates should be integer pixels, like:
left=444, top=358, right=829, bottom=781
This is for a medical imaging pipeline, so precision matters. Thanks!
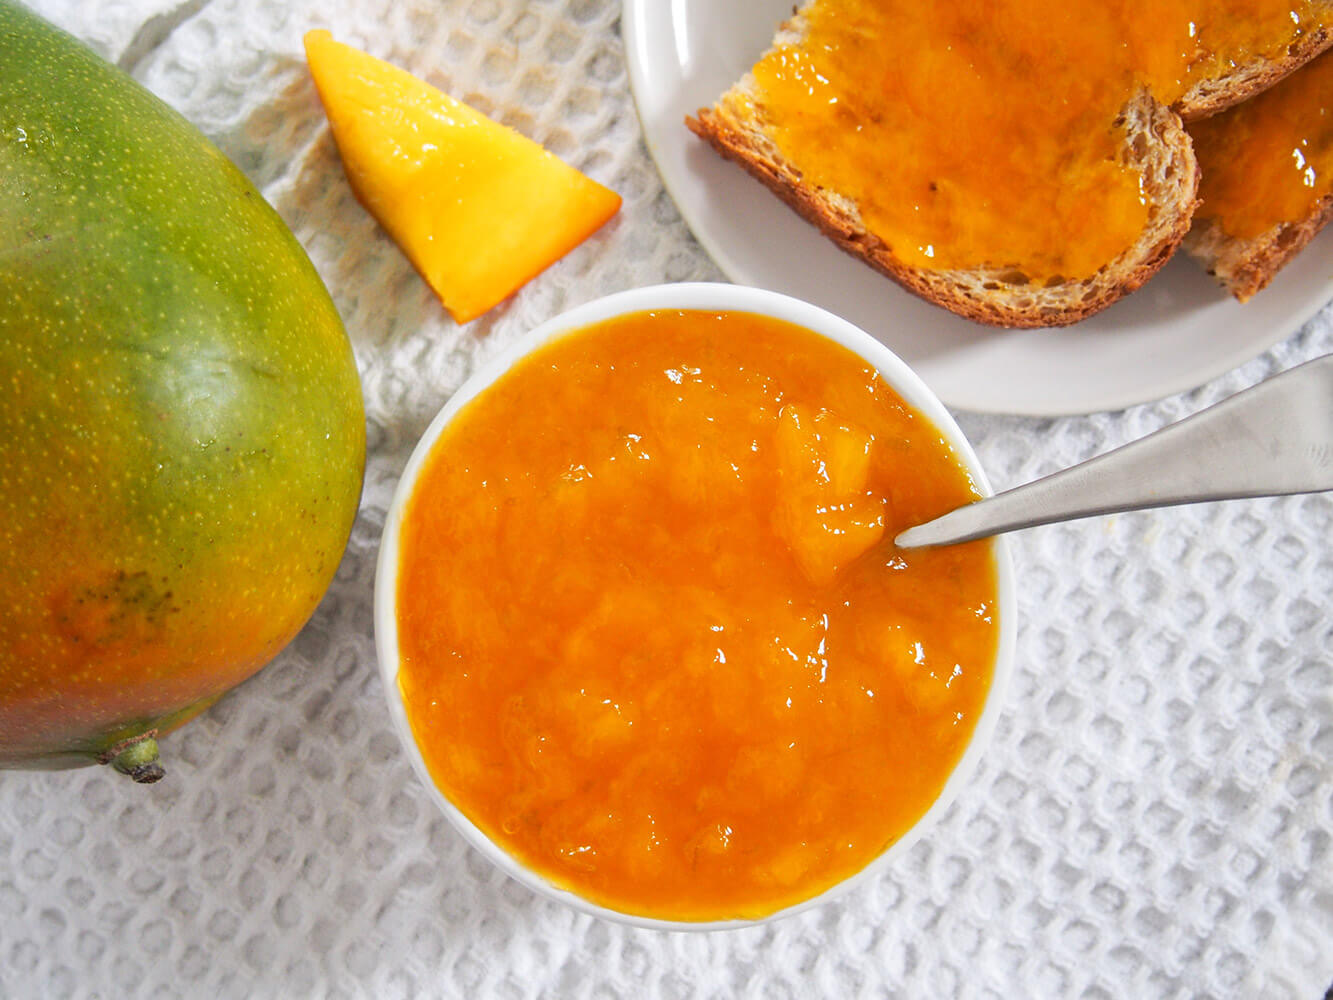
left=622, top=0, right=1333, bottom=416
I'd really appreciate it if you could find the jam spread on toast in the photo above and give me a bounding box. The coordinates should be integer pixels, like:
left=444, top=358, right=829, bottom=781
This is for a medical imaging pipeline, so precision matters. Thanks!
left=1190, top=51, right=1333, bottom=240
left=750, top=1, right=1330, bottom=280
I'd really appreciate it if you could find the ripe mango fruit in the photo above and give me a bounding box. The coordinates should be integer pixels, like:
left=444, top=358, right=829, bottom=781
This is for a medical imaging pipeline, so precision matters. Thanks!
left=304, top=30, right=621, bottom=323
left=0, top=2, right=366, bottom=781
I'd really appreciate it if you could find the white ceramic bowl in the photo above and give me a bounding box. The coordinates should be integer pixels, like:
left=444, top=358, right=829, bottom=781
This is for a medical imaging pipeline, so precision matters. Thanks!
left=374, top=282, right=1016, bottom=931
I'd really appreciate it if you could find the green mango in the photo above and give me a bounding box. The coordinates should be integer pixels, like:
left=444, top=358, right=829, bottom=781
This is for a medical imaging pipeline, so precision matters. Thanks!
left=0, top=1, right=366, bottom=781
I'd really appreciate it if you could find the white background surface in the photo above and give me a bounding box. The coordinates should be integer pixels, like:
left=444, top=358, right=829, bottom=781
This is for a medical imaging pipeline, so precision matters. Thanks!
left=1, top=1, right=1330, bottom=997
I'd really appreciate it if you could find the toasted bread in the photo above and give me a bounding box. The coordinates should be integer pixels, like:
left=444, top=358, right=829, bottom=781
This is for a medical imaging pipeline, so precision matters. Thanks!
left=1184, top=200, right=1333, bottom=302
left=1177, top=17, right=1333, bottom=121
left=1183, top=50, right=1333, bottom=301
left=689, top=76, right=1197, bottom=329
left=687, top=3, right=1331, bottom=328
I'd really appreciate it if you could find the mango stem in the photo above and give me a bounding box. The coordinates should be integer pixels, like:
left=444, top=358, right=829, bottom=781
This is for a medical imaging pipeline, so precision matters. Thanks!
left=107, top=734, right=165, bottom=784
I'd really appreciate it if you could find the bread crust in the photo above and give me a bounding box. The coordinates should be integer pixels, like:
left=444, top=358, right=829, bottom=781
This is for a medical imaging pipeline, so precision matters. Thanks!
left=1183, top=195, right=1333, bottom=302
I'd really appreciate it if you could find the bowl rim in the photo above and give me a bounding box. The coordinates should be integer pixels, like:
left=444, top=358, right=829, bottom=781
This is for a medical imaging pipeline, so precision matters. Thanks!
left=373, top=281, right=1017, bottom=932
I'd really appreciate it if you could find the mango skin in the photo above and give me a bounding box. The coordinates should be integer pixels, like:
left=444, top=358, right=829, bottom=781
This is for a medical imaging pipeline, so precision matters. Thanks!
left=0, top=2, right=366, bottom=772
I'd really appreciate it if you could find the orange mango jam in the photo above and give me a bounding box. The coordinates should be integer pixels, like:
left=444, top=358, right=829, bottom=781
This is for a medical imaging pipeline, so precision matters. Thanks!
left=394, top=309, right=1001, bottom=921
left=749, top=0, right=1332, bottom=279
left=1190, top=51, right=1333, bottom=239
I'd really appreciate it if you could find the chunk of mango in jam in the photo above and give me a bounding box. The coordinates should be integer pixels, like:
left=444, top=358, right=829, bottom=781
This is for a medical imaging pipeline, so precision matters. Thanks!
left=772, top=404, right=886, bottom=587
left=304, top=31, right=620, bottom=323
left=396, top=309, right=1000, bottom=921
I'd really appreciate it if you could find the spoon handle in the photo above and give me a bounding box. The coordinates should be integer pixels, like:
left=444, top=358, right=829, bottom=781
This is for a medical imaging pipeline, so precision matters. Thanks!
left=896, top=354, right=1333, bottom=549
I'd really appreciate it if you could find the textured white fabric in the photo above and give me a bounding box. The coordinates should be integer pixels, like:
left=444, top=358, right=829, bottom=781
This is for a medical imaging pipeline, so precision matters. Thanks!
left=2, top=1, right=1331, bottom=997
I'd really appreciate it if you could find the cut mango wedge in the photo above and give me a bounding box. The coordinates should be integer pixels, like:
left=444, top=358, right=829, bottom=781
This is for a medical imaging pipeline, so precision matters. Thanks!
left=304, top=30, right=622, bottom=323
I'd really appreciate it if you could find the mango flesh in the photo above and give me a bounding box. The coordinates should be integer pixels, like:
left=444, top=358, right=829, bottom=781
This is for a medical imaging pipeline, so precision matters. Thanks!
left=304, top=30, right=622, bottom=323
left=0, top=3, right=366, bottom=776
left=771, top=404, right=886, bottom=587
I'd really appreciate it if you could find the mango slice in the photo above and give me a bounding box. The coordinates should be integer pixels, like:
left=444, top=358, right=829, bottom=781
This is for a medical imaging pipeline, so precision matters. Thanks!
left=304, top=30, right=621, bottom=323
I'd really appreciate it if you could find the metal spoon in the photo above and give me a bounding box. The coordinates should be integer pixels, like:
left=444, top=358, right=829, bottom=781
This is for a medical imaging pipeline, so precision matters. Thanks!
left=895, top=354, right=1333, bottom=549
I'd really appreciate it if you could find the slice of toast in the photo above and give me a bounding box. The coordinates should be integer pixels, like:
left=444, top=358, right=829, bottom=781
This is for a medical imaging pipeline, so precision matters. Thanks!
left=1176, top=17, right=1333, bottom=121
left=688, top=61, right=1197, bottom=328
left=687, top=5, right=1330, bottom=328
left=1184, top=199, right=1333, bottom=302
left=1183, top=51, right=1333, bottom=301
